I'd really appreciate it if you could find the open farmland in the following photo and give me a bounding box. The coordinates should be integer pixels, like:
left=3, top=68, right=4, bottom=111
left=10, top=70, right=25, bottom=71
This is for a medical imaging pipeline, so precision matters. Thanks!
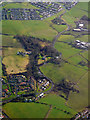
left=2, top=20, right=57, bottom=41
left=39, top=94, right=77, bottom=115
left=2, top=2, right=38, bottom=9
left=67, top=72, right=88, bottom=111
left=3, top=102, right=50, bottom=118
left=48, top=108, right=72, bottom=118
left=2, top=47, right=29, bottom=74
left=40, top=63, right=87, bottom=84
left=53, top=24, right=67, bottom=32
left=2, top=35, right=22, bottom=47
left=55, top=42, right=81, bottom=59
left=58, top=35, right=75, bottom=42
left=67, top=54, right=88, bottom=70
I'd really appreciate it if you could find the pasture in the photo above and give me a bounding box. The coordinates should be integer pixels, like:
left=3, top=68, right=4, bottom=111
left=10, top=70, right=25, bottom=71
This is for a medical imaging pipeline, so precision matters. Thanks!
left=2, top=35, right=22, bottom=47
left=67, top=72, right=88, bottom=111
left=53, top=24, right=67, bottom=32
left=2, top=2, right=38, bottom=9
left=2, top=47, right=29, bottom=74
left=55, top=42, right=81, bottom=59
left=40, top=63, right=87, bottom=84
left=3, top=102, right=50, bottom=118
left=58, top=35, right=75, bottom=42
left=39, top=93, right=77, bottom=115
left=2, top=20, right=57, bottom=41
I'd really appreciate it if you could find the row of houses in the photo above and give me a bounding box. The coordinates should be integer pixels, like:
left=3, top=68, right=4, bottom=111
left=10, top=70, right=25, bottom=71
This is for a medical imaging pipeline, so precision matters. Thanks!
left=2, top=2, right=62, bottom=20
left=63, top=1, right=78, bottom=10
left=2, top=75, right=32, bottom=98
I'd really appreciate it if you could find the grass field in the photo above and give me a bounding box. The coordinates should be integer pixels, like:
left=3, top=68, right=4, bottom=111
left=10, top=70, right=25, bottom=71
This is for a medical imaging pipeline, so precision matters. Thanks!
left=48, top=108, right=72, bottom=118
left=80, top=51, right=88, bottom=60
left=58, top=35, right=75, bottom=42
left=3, top=102, right=50, bottom=118
left=76, top=35, right=88, bottom=42
left=67, top=72, right=88, bottom=111
left=40, top=63, right=87, bottom=84
left=39, top=94, right=77, bottom=115
left=53, top=24, right=67, bottom=32
left=75, top=2, right=88, bottom=12
left=2, top=20, right=57, bottom=41
left=62, top=2, right=88, bottom=27
left=2, top=35, right=22, bottom=47
left=67, top=54, right=88, bottom=70
left=55, top=42, right=81, bottom=59
left=2, top=47, right=29, bottom=74
left=2, top=2, right=38, bottom=9
left=0, top=57, right=2, bottom=77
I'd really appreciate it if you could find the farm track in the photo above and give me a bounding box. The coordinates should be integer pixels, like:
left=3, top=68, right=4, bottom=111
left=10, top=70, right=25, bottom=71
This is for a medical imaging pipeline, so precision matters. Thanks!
left=44, top=105, right=52, bottom=119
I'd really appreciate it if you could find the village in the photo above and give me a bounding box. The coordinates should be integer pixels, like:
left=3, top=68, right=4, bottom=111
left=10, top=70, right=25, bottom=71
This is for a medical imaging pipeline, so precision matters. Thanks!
left=2, top=2, right=62, bottom=20
left=2, top=70, right=52, bottom=101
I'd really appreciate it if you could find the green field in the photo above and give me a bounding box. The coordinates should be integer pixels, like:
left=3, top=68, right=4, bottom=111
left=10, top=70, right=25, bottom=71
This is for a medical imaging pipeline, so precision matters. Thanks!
left=2, top=35, right=22, bottom=47
left=53, top=24, right=67, bottom=32
left=55, top=42, right=81, bottom=59
left=75, top=2, right=88, bottom=12
left=48, top=108, right=72, bottom=118
left=2, top=20, right=57, bottom=41
left=0, top=57, right=2, bottom=77
left=2, top=2, right=38, bottom=9
left=58, top=35, right=75, bottom=42
left=40, top=63, right=87, bottom=84
left=67, top=54, right=88, bottom=70
left=67, top=72, right=88, bottom=111
left=80, top=51, right=88, bottom=60
left=39, top=94, right=77, bottom=115
left=62, top=2, right=88, bottom=27
left=76, top=35, right=88, bottom=42
left=2, top=47, right=29, bottom=74
left=3, top=102, right=50, bottom=118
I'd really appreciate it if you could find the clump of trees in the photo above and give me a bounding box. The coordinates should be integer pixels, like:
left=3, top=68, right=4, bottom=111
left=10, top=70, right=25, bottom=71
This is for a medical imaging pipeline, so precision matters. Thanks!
left=80, top=15, right=90, bottom=21
left=53, top=79, right=79, bottom=100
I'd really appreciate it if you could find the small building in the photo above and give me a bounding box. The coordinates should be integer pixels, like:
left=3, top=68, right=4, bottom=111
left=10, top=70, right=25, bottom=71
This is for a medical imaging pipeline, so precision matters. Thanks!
left=73, top=29, right=81, bottom=32
left=79, top=24, right=84, bottom=27
left=76, top=40, right=80, bottom=43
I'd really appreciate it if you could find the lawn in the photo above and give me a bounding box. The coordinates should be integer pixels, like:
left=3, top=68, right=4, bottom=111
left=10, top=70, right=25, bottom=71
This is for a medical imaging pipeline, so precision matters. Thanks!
left=55, top=42, right=81, bottom=59
left=3, top=102, right=50, bottom=118
left=40, top=63, right=87, bottom=84
left=2, top=20, right=57, bottom=41
left=2, top=2, right=38, bottom=9
left=39, top=93, right=77, bottom=116
left=2, top=47, right=29, bottom=74
left=67, top=72, right=88, bottom=111
left=2, top=35, right=22, bottom=47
